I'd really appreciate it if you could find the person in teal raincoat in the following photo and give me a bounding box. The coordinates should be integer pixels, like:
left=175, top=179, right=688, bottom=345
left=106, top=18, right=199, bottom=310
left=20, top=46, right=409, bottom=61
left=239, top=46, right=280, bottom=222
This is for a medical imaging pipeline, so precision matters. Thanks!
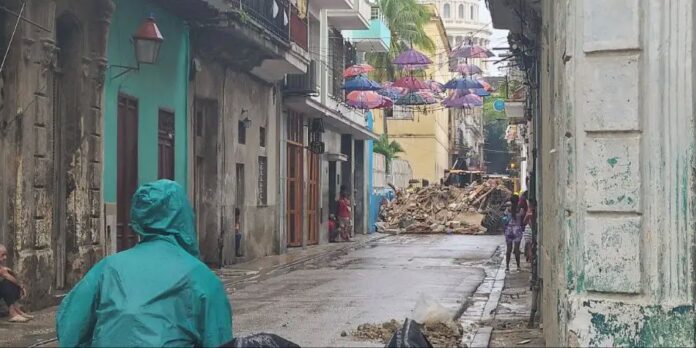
left=56, top=180, right=233, bottom=347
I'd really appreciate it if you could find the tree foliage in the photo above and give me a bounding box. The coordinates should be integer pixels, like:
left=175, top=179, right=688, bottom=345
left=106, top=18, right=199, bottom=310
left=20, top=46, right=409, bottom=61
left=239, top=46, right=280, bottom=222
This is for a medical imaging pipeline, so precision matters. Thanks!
left=373, top=134, right=405, bottom=172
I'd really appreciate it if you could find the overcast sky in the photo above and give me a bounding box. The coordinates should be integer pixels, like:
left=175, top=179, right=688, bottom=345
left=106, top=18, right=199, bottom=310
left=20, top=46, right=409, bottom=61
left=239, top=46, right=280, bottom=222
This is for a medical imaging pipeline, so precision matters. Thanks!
left=480, top=3, right=509, bottom=76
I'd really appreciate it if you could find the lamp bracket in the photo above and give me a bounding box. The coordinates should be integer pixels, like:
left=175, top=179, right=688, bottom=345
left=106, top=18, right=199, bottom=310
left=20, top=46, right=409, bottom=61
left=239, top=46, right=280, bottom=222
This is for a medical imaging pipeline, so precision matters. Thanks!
left=110, top=63, right=140, bottom=80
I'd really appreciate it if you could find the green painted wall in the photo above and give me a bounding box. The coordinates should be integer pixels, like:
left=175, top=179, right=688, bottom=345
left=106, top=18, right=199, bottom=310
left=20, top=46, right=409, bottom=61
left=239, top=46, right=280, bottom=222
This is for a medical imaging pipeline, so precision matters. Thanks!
left=103, top=0, right=190, bottom=203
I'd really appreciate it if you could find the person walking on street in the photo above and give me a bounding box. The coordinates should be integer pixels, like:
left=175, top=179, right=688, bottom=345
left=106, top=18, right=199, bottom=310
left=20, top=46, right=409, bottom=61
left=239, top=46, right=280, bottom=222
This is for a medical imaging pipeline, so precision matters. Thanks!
left=0, top=244, right=33, bottom=323
left=56, top=180, right=233, bottom=347
left=503, top=194, right=523, bottom=272
left=337, top=188, right=353, bottom=242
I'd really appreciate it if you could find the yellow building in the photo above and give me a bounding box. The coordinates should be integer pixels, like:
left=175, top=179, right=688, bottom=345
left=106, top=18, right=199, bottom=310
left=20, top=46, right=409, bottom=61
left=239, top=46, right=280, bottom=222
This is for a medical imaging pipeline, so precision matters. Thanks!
left=373, top=4, right=453, bottom=184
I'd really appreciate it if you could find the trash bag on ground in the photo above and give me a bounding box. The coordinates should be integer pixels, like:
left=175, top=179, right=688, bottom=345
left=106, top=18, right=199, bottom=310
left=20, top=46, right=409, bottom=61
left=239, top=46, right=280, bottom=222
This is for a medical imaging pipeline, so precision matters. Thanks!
left=412, top=293, right=453, bottom=325
left=385, top=319, right=433, bottom=348
left=220, top=333, right=301, bottom=348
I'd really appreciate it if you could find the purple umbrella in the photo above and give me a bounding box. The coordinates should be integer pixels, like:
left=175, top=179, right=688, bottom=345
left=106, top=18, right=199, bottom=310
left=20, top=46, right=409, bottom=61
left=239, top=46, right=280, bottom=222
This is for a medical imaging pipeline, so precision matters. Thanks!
left=424, top=80, right=445, bottom=93
left=451, top=44, right=495, bottom=59
left=342, top=75, right=382, bottom=92
left=444, top=77, right=484, bottom=90
left=395, top=91, right=438, bottom=106
left=393, top=49, right=432, bottom=68
left=443, top=92, right=483, bottom=108
left=454, top=63, right=483, bottom=75
left=378, top=86, right=407, bottom=101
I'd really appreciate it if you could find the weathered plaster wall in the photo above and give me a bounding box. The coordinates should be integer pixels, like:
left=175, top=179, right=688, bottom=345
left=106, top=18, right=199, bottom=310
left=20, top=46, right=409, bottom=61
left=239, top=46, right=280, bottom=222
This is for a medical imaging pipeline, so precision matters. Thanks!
left=539, top=0, right=696, bottom=345
left=0, top=0, right=113, bottom=309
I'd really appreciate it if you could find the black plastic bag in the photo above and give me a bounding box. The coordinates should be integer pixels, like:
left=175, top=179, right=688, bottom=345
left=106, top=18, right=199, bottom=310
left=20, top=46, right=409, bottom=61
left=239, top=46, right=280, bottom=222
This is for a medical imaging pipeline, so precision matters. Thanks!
left=385, top=319, right=433, bottom=348
left=219, top=333, right=301, bottom=348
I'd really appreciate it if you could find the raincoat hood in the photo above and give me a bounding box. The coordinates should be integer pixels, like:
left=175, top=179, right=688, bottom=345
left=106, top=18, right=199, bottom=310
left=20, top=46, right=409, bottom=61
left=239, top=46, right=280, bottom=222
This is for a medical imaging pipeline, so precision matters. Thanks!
left=130, top=180, right=199, bottom=257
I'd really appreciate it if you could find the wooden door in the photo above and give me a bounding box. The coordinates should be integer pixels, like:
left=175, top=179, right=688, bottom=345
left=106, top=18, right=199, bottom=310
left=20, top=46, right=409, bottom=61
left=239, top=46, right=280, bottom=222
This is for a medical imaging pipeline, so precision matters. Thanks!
left=158, top=109, right=175, bottom=180
left=117, top=95, right=139, bottom=251
left=287, top=112, right=303, bottom=247
left=307, top=152, right=319, bottom=245
left=194, top=99, right=220, bottom=265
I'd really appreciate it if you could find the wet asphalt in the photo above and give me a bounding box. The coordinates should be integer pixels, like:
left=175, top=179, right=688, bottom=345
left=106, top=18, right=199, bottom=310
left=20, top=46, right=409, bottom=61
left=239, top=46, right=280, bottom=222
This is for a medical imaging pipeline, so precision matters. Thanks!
left=228, top=234, right=504, bottom=347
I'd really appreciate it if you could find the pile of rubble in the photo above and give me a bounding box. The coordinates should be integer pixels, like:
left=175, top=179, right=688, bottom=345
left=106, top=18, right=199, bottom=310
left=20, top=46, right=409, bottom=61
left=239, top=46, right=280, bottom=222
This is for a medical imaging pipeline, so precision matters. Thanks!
left=352, top=319, right=464, bottom=348
left=376, top=180, right=512, bottom=235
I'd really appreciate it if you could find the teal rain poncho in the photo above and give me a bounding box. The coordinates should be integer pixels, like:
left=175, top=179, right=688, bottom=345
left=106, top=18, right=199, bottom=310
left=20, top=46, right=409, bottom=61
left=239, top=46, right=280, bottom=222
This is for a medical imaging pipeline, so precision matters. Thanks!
left=56, top=180, right=233, bottom=347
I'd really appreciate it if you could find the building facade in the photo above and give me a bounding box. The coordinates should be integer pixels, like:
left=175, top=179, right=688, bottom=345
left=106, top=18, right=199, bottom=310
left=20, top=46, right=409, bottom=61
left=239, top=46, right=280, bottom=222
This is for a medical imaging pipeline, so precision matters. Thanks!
left=0, top=0, right=114, bottom=309
left=490, top=0, right=696, bottom=346
left=373, top=4, right=452, bottom=184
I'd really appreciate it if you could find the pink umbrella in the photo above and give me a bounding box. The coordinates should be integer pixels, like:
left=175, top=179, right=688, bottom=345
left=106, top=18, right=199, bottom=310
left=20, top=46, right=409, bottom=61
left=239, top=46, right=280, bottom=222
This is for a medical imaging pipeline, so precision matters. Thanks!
left=377, top=97, right=394, bottom=109
left=343, top=64, right=375, bottom=78
left=346, top=91, right=384, bottom=109
left=455, top=63, right=483, bottom=75
left=416, top=91, right=439, bottom=104
left=392, top=76, right=428, bottom=90
left=424, top=80, right=445, bottom=93
left=443, top=92, right=483, bottom=108
left=477, top=78, right=493, bottom=91
left=393, top=49, right=432, bottom=67
left=450, top=44, right=495, bottom=59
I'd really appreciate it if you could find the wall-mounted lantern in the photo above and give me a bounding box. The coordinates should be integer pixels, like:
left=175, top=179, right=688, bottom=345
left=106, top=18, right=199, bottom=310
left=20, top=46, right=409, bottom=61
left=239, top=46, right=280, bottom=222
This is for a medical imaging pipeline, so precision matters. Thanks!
left=111, top=15, right=164, bottom=79
left=241, top=116, right=252, bottom=129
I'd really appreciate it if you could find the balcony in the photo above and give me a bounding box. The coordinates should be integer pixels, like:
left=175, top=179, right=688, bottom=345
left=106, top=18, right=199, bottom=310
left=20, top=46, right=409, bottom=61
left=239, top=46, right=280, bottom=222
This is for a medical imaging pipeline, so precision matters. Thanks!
left=289, top=6, right=308, bottom=51
left=284, top=60, right=318, bottom=95
left=235, top=0, right=290, bottom=43
left=343, top=14, right=391, bottom=53
left=327, top=0, right=371, bottom=30
left=312, top=0, right=353, bottom=11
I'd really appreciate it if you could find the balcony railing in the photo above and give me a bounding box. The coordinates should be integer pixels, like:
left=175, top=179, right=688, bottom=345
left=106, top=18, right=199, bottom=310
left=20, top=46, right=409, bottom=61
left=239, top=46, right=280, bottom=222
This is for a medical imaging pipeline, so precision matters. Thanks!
left=284, top=60, right=318, bottom=95
left=290, top=6, right=308, bottom=51
left=238, top=0, right=290, bottom=42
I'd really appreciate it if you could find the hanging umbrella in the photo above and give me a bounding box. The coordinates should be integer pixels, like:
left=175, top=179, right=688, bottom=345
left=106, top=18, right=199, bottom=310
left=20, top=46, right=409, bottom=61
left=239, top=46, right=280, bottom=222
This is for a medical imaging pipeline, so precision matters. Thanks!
left=477, top=79, right=493, bottom=91
left=424, top=80, right=445, bottom=93
left=416, top=90, right=439, bottom=104
left=443, top=92, right=483, bottom=108
left=392, top=76, right=428, bottom=90
left=393, top=49, right=432, bottom=67
left=455, top=63, right=483, bottom=75
left=342, top=75, right=382, bottom=92
left=343, top=64, right=375, bottom=78
left=450, top=44, right=495, bottom=59
left=444, top=77, right=484, bottom=90
left=378, top=86, right=407, bottom=101
left=469, top=88, right=491, bottom=97
left=395, top=91, right=438, bottom=105
left=346, top=91, right=384, bottom=109
left=377, top=97, right=394, bottom=109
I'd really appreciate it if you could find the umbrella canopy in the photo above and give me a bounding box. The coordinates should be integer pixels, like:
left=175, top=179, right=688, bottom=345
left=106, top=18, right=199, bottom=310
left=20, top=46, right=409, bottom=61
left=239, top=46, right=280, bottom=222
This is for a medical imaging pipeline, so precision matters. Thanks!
left=469, top=88, right=491, bottom=97
left=477, top=79, right=493, bottom=91
left=416, top=90, right=439, bottom=104
left=393, top=49, right=432, bottom=67
left=346, top=91, right=384, bottom=109
left=444, top=77, right=484, bottom=90
left=451, top=44, right=495, bottom=59
left=395, top=91, right=438, bottom=105
left=377, top=97, right=394, bottom=109
left=443, top=92, right=483, bottom=108
left=392, top=76, right=428, bottom=90
left=455, top=63, right=483, bottom=75
left=343, top=75, right=382, bottom=92
left=343, top=64, right=375, bottom=78
left=424, top=80, right=444, bottom=93
left=378, top=86, right=407, bottom=100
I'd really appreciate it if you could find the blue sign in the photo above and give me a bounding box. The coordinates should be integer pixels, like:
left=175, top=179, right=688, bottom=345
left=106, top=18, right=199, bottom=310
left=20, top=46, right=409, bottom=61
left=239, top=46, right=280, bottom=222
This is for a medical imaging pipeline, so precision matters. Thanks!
left=493, top=99, right=505, bottom=112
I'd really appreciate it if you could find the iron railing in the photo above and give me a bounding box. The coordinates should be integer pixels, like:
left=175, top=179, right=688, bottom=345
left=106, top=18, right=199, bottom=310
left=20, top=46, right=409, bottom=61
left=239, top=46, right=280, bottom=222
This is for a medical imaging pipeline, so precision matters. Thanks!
left=238, top=0, right=290, bottom=42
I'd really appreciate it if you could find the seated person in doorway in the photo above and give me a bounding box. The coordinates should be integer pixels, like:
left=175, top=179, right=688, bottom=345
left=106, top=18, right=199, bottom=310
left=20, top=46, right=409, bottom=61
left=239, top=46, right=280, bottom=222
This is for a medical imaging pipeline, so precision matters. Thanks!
left=235, top=208, right=242, bottom=257
left=0, top=244, right=33, bottom=323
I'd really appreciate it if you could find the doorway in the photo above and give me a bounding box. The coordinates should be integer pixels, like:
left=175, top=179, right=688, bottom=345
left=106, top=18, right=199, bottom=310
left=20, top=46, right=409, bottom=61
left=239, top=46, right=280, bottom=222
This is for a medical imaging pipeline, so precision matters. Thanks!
left=158, top=109, right=175, bottom=180
left=235, top=163, right=245, bottom=258
left=307, top=152, right=320, bottom=245
left=116, top=95, right=139, bottom=252
left=287, top=111, right=303, bottom=247
left=194, top=98, right=219, bottom=265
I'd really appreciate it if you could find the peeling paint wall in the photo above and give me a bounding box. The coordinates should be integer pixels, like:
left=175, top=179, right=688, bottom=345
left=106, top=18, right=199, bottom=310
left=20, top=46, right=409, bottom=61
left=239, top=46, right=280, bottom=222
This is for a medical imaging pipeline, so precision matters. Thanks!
left=0, top=0, right=112, bottom=309
left=538, top=0, right=696, bottom=345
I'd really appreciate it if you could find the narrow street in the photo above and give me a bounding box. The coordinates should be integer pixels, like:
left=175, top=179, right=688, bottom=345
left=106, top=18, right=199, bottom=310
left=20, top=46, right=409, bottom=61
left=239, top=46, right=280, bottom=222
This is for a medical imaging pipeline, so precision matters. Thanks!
left=226, top=234, right=503, bottom=347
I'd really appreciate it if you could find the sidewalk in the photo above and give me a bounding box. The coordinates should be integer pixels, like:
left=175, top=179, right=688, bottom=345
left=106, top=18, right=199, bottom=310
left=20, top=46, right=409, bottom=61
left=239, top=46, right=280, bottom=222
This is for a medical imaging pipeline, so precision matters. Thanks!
left=0, top=233, right=387, bottom=347
left=458, top=249, right=545, bottom=348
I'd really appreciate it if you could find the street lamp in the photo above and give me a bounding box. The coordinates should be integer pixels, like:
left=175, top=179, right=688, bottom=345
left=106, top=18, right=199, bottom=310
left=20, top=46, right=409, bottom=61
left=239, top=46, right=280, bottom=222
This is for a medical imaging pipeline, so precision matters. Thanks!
left=111, top=15, right=164, bottom=79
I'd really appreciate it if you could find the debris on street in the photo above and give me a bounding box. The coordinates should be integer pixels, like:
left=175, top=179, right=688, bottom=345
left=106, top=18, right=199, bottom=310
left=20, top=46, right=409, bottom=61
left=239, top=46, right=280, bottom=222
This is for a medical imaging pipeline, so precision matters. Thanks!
left=352, top=319, right=464, bottom=348
left=376, top=180, right=512, bottom=235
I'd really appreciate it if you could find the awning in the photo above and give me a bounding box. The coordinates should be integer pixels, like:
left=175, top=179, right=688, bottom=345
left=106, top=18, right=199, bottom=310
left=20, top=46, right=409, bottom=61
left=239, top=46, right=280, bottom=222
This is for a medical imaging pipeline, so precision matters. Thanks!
left=325, top=153, right=349, bottom=162
left=284, top=95, right=379, bottom=141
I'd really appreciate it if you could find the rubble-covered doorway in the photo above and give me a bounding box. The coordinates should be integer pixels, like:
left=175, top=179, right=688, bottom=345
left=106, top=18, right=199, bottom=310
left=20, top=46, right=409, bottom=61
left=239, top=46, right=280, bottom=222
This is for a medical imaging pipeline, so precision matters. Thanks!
left=53, top=13, right=83, bottom=289
left=287, top=112, right=303, bottom=247
left=193, top=99, right=219, bottom=266
left=307, top=152, right=319, bottom=245
left=116, top=94, right=139, bottom=252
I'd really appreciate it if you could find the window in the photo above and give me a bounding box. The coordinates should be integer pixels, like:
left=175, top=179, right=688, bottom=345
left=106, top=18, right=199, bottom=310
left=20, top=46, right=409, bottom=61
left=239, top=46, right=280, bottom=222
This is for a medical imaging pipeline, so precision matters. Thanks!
left=458, top=4, right=464, bottom=18
left=260, top=127, right=266, bottom=147
left=238, top=120, right=246, bottom=144
left=370, top=6, right=379, bottom=20
left=470, top=5, right=475, bottom=20
left=392, top=106, right=415, bottom=120
left=456, top=36, right=463, bottom=46
left=443, top=3, right=450, bottom=18
left=384, top=108, right=394, bottom=118
left=258, top=156, right=267, bottom=205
